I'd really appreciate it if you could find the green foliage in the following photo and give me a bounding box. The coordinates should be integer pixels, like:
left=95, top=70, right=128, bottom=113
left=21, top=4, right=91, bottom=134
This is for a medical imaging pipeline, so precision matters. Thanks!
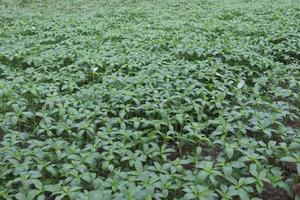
left=0, top=0, right=299, bottom=199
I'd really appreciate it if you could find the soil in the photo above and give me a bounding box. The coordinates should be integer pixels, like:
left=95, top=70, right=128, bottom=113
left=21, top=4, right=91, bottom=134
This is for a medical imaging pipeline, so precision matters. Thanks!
left=261, top=182, right=294, bottom=200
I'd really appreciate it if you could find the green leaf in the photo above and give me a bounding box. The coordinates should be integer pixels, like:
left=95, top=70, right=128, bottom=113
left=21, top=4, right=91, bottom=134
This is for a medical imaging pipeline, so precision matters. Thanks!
left=244, top=177, right=256, bottom=185
left=37, top=194, right=45, bottom=200
left=225, top=148, right=234, bottom=159
left=44, top=184, right=60, bottom=192
left=46, top=166, right=58, bottom=177
left=89, top=190, right=102, bottom=200
left=249, top=164, right=258, bottom=177
left=11, top=116, right=18, bottom=126
left=119, top=110, right=126, bottom=119
left=231, top=161, right=245, bottom=168
left=134, top=161, right=143, bottom=172
left=23, top=111, right=34, bottom=118
left=32, top=179, right=43, bottom=190
left=222, top=166, right=232, bottom=177
left=280, top=156, right=296, bottom=163
left=238, top=190, right=250, bottom=200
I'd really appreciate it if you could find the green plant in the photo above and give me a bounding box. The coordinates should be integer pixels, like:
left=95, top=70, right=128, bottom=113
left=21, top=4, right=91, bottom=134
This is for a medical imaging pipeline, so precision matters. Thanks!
left=0, top=0, right=299, bottom=199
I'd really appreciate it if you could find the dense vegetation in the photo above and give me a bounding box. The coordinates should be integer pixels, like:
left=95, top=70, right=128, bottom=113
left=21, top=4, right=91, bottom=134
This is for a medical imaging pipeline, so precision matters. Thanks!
left=0, top=0, right=299, bottom=199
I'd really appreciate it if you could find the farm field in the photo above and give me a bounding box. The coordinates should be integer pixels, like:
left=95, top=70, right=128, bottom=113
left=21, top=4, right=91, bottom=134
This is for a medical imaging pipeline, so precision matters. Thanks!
left=0, top=0, right=300, bottom=199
